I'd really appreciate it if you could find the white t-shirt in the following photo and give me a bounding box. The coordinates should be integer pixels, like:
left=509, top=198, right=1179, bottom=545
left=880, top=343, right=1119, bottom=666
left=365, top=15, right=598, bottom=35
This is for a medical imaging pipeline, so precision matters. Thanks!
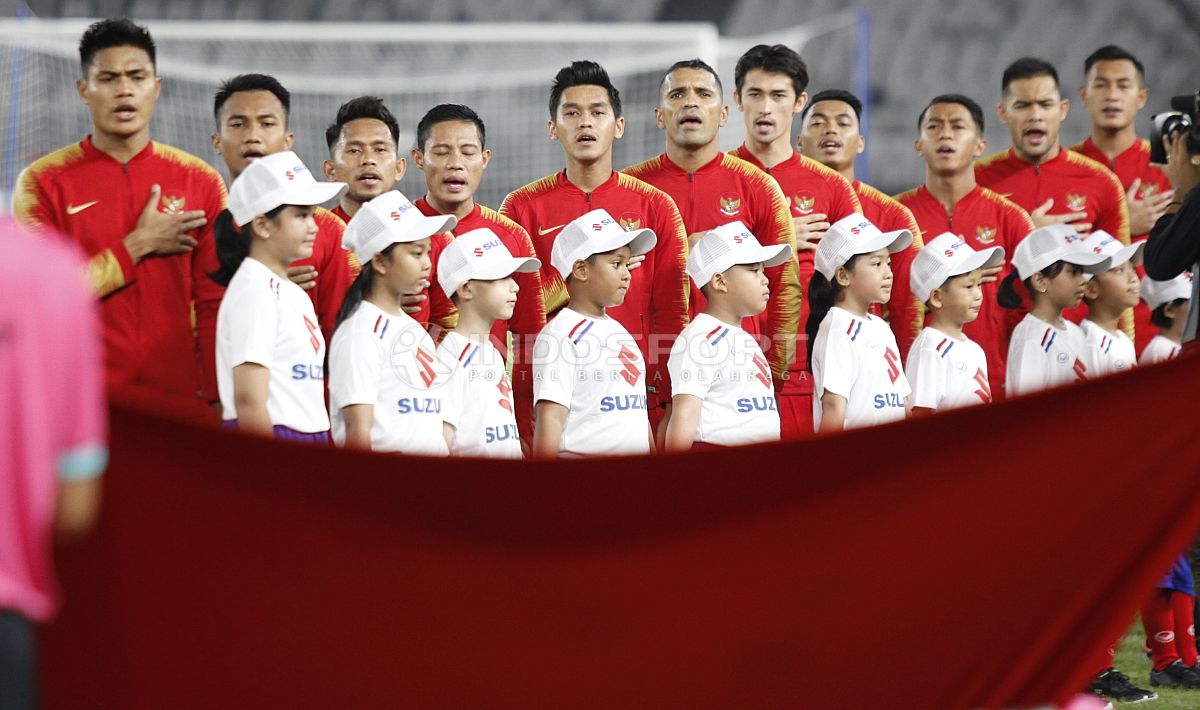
left=217, top=257, right=329, bottom=433
left=328, top=301, right=449, bottom=455
left=1139, top=335, right=1183, bottom=366
left=1005, top=313, right=1088, bottom=397
left=533, top=307, right=650, bottom=457
left=667, top=313, right=780, bottom=446
left=1080, top=319, right=1137, bottom=378
left=438, top=331, right=522, bottom=459
left=811, top=307, right=911, bottom=430
left=905, top=326, right=992, bottom=412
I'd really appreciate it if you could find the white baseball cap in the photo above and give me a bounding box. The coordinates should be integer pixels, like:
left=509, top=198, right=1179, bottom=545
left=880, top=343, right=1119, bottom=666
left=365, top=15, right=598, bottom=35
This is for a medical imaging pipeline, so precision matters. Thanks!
left=686, top=221, right=792, bottom=289
left=437, top=228, right=541, bottom=298
left=1141, top=272, right=1193, bottom=310
left=1011, top=224, right=1111, bottom=280
left=342, top=191, right=457, bottom=264
left=1080, top=230, right=1145, bottom=269
left=228, top=151, right=346, bottom=226
left=550, top=208, right=657, bottom=279
left=815, top=213, right=912, bottom=281
left=910, top=232, right=1005, bottom=304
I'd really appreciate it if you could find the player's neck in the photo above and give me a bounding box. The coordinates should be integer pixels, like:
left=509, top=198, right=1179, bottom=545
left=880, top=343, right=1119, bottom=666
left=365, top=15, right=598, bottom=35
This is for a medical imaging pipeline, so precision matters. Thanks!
left=565, top=290, right=608, bottom=319
left=835, top=162, right=856, bottom=184
left=1089, top=125, right=1137, bottom=161
left=1085, top=303, right=1122, bottom=333
left=91, top=129, right=151, bottom=164
left=743, top=136, right=794, bottom=169
left=834, top=293, right=870, bottom=318
left=703, top=299, right=745, bottom=328
left=1031, top=301, right=1066, bottom=328
left=365, top=283, right=404, bottom=317
left=565, top=159, right=613, bottom=193
left=452, top=306, right=496, bottom=341
left=928, top=313, right=965, bottom=339
left=337, top=196, right=363, bottom=219
left=925, top=168, right=977, bottom=210
left=666, top=141, right=720, bottom=174
left=1014, top=143, right=1061, bottom=166
left=424, top=193, right=475, bottom=220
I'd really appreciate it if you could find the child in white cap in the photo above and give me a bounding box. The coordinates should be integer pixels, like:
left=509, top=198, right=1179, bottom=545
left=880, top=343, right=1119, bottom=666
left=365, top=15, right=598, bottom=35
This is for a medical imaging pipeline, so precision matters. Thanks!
left=663, top=221, right=792, bottom=451
left=905, top=232, right=1005, bottom=414
left=531, top=208, right=657, bottom=458
left=1080, top=231, right=1145, bottom=376
left=807, top=214, right=913, bottom=431
left=998, top=224, right=1111, bottom=397
left=328, top=190, right=457, bottom=454
left=212, top=151, right=346, bottom=442
left=435, top=228, right=541, bottom=458
left=1140, top=273, right=1193, bottom=365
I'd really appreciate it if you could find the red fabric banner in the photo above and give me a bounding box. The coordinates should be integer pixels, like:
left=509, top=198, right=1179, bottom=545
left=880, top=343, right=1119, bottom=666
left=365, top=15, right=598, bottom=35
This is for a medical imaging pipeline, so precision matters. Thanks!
left=41, top=352, right=1200, bottom=709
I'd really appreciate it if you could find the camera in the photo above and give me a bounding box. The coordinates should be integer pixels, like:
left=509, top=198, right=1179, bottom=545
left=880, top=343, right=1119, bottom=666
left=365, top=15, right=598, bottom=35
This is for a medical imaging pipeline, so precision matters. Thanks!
left=1150, top=91, right=1200, bottom=163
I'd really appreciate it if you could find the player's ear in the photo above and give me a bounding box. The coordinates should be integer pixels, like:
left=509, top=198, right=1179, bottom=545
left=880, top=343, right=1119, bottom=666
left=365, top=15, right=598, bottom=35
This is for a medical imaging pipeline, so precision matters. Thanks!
left=1082, top=278, right=1100, bottom=300
left=394, top=156, right=407, bottom=183
left=283, top=131, right=295, bottom=151
left=211, top=132, right=222, bottom=156
left=718, top=104, right=729, bottom=128
left=548, top=119, right=559, bottom=142
left=834, top=265, right=852, bottom=288
left=455, top=281, right=473, bottom=302
left=973, top=135, right=987, bottom=157
left=794, top=91, right=808, bottom=115
left=322, top=159, right=336, bottom=181
left=854, top=134, right=865, bottom=156
left=480, top=148, right=492, bottom=169
left=1136, top=84, right=1149, bottom=112
left=1058, top=97, right=1069, bottom=121
left=928, top=289, right=944, bottom=310
left=371, top=252, right=390, bottom=277
left=76, top=78, right=88, bottom=103
left=711, top=271, right=728, bottom=294
left=654, top=107, right=666, bottom=130
left=249, top=214, right=272, bottom=241
left=571, top=259, right=589, bottom=283
left=1077, top=84, right=1087, bottom=104
left=996, top=100, right=1008, bottom=126
left=410, top=148, right=425, bottom=170
left=613, top=115, right=625, bottom=140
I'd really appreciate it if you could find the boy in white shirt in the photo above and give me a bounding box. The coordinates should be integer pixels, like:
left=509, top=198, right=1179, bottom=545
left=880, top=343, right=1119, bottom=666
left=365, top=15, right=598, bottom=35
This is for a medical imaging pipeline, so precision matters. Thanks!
left=1080, top=231, right=1144, bottom=376
left=664, top=221, right=792, bottom=450
left=436, top=228, right=541, bottom=458
left=905, top=232, right=1004, bottom=414
left=1140, top=273, right=1192, bottom=365
left=532, top=209, right=657, bottom=458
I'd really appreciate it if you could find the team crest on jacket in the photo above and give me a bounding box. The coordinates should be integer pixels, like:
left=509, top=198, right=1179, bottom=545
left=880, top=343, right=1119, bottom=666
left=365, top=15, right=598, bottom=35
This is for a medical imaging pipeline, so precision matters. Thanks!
left=1066, top=193, right=1087, bottom=212
left=160, top=191, right=187, bottom=215
left=719, top=192, right=742, bottom=217
left=792, top=192, right=815, bottom=215
left=975, top=225, right=996, bottom=245
left=1139, top=183, right=1161, bottom=199
left=619, top=212, right=642, bottom=231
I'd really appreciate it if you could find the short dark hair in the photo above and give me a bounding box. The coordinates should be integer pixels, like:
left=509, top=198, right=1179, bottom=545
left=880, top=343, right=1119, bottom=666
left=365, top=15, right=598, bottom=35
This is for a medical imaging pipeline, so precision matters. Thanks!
left=417, top=104, right=487, bottom=151
left=734, top=44, right=809, bottom=97
left=1084, top=45, right=1145, bottom=80
left=918, top=93, right=985, bottom=133
left=325, top=96, right=400, bottom=151
left=803, top=89, right=862, bottom=121
left=1002, top=57, right=1060, bottom=94
left=79, top=17, right=155, bottom=74
left=664, top=59, right=723, bottom=94
left=1150, top=299, right=1188, bottom=329
left=213, top=74, right=291, bottom=126
left=549, top=60, right=622, bottom=119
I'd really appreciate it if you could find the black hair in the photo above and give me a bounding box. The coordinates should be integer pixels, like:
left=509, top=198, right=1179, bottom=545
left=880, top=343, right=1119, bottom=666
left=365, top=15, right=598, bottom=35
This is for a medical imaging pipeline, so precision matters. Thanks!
left=209, top=205, right=287, bottom=287
left=549, top=60, right=622, bottom=119
left=1002, top=57, right=1060, bottom=94
left=213, top=74, right=291, bottom=126
left=803, top=89, right=862, bottom=121
left=918, top=93, right=985, bottom=134
left=334, top=243, right=399, bottom=330
left=79, top=17, right=155, bottom=74
left=664, top=59, right=723, bottom=94
left=325, top=96, right=400, bottom=151
left=805, top=255, right=858, bottom=371
left=416, top=104, right=487, bottom=151
left=997, top=261, right=1066, bottom=309
left=734, top=44, right=809, bottom=97
left=1150, top=299, right=1188, bottom=329
left=1084, top=45, right=1145, bottom=80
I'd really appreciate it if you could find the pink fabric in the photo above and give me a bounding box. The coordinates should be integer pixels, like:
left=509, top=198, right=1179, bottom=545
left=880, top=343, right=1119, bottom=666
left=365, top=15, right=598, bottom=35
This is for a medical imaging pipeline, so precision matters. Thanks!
left=0, top=220, right=106, bottom=620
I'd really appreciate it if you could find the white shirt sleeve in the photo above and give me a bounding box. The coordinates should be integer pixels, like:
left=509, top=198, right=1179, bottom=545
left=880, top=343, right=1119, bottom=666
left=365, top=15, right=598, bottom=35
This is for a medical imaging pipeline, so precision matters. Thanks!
left=533, top=329, right=576, bottom=407
left=440, top=359, right=468, bottom=430
left=225, top=282, right=278, bottom=368
left=1005, top=335, right=1047, bottom=397
left=328, top=324, right=383, bottom=407
left=816, top=327, right=858, bottom=399
left=667, top=332, right=714, bottom=400
left=905, top=344, right=944, bottom=410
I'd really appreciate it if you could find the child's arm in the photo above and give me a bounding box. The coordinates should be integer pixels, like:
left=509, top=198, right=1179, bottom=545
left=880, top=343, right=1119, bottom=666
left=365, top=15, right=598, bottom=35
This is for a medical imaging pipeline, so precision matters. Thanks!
left=533, top=401, right=568, bottom=458
left=664, top=394, right=702, bottom=452
left=442, top=422, right=456, bottom=453
left=341, top=404, right=374, bottom=450
left=818, top=391, right=847, bottom=432
left=232, top=363, right=271, bottom=436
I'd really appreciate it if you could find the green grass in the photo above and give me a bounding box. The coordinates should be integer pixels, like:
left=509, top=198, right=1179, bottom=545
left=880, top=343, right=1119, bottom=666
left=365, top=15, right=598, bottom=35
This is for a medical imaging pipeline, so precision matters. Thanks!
left=1112, top=619, right=1200, bottom=709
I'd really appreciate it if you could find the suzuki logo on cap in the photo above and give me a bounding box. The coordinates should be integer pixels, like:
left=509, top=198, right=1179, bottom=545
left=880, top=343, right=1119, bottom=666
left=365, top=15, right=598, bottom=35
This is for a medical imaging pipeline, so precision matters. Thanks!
left=285, top=164, right=307, bottom=181
left=732, top=231, right=751, bottom=244
left=849, top=221, right=870, bottom=235
left=591, top=218, right=615, bottom=231
left=943, top=240, right=965, bottom=258
left=472, top=239, right=502, bottom=257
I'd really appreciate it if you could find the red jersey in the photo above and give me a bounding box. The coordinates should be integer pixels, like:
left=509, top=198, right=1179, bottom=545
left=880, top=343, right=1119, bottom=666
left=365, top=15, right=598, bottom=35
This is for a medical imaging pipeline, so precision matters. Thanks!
left=417, top=197, right=547, bottom=443
left=329, top=202, right=453, bottom=333
left=895, top=185, right=1035, bottom=395
left=624, top=152, right=800, bottom=385
left=500, top=170, right=689, bottom=401
left=732, top=145, right=860, bottom=395
left=12, top=137, right=226, bottom=416
left=1071, top=136, right=1172, bottom=353
left=853, top=180, right=924, bottom=359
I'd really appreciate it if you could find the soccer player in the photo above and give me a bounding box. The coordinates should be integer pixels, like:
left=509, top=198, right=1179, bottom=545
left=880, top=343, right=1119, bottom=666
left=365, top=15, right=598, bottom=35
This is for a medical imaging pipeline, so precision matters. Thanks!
left=12, top=18, right=227, bottom=420
left=896, top=94, right=1035, bottom=397
left=211, top=74, right=358, bottom=343
left=412, top=104, right=546, bottom=445
left=729, top=44, right=861, bottom=439
left=1071, top=46, right=1175, bottom=354
left=976, top=57, right=1131, bottom=327
left=624, top=59, right=799, bottom=397
left=501, top=60, right=689, bottom=438
left=798, top=89, right=924, bottom=361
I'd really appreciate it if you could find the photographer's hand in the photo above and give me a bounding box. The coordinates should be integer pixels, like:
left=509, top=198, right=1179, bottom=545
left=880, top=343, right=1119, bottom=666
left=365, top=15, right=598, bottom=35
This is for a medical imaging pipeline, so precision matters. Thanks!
left=1163, top=133, right=1200, bottom=211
